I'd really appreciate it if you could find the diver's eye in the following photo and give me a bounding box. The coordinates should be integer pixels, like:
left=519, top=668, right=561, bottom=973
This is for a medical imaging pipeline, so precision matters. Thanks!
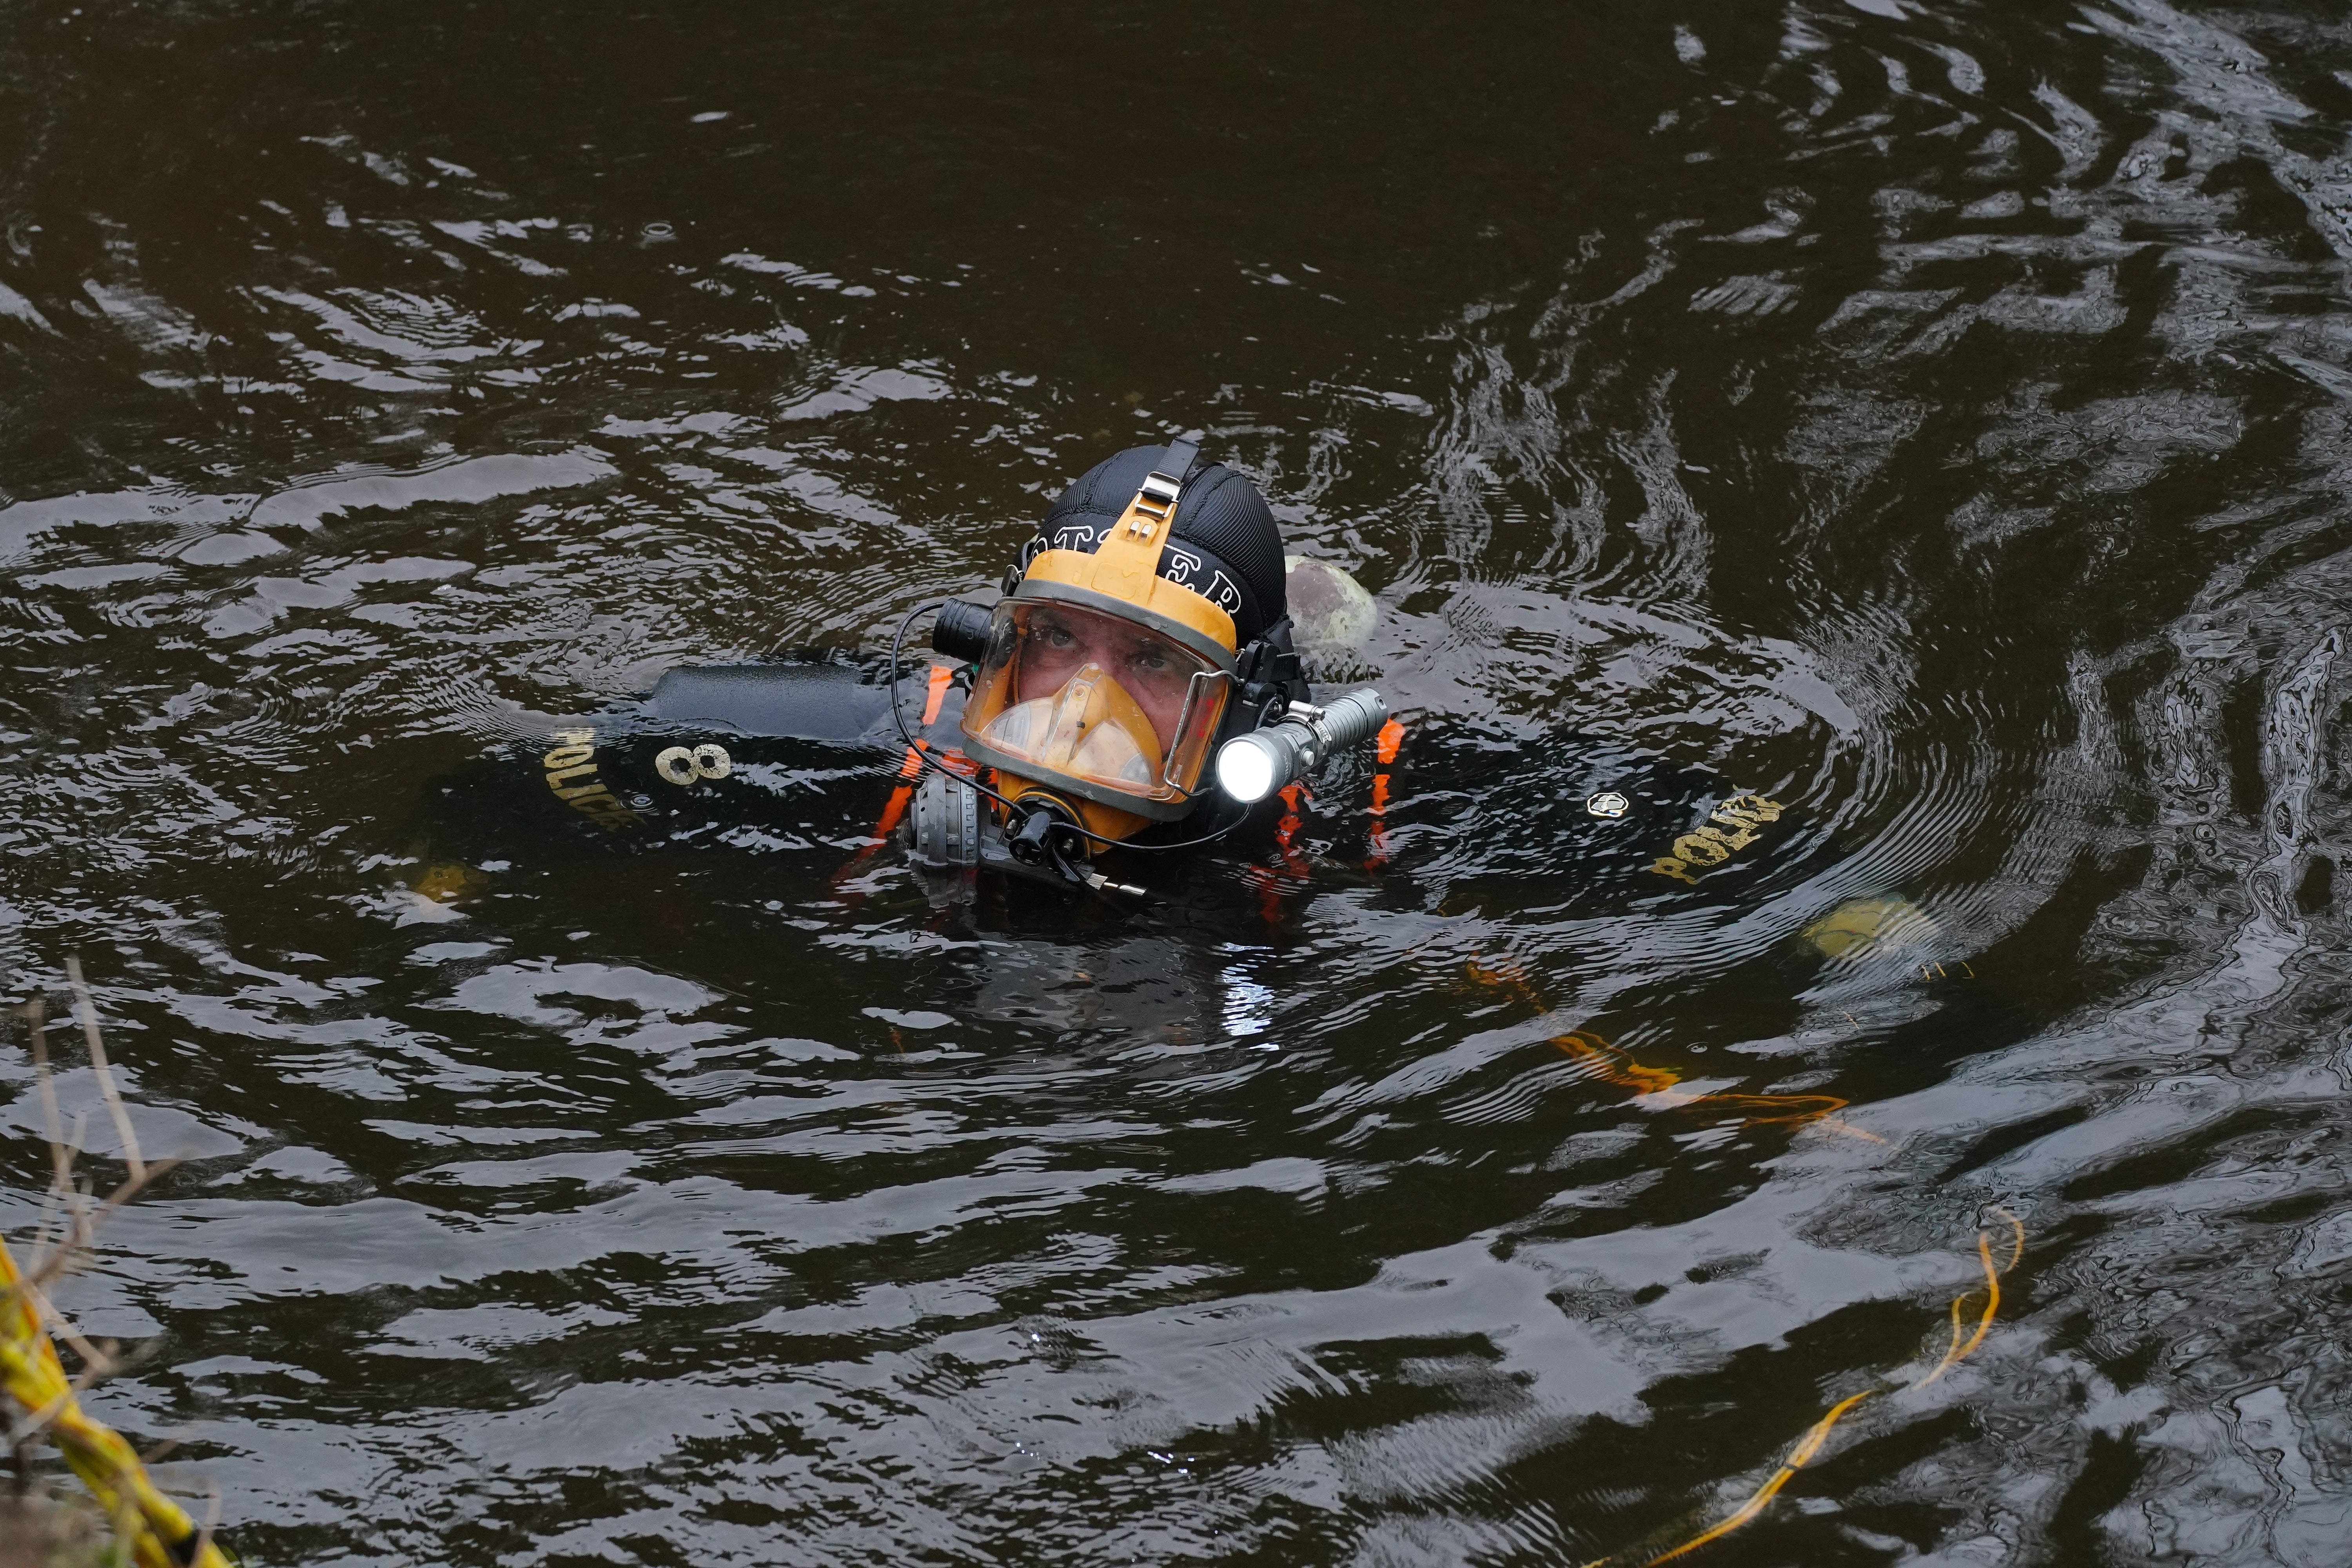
left=1033, top=621, right=1078, bottom=650
left=1128, top=646, right=1174, bottom=674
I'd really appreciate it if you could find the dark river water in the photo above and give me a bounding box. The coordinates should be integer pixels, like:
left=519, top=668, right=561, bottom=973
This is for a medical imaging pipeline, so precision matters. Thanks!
left=6, top=2, right=2352, bottom=1563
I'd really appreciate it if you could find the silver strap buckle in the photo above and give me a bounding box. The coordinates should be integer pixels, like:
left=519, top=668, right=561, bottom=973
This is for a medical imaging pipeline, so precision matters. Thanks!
left=1127, top=469, right=1184, bottom=533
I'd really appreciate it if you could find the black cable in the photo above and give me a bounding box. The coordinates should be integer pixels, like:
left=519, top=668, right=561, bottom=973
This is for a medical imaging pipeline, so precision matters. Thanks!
left=883, top=600, right=1256, bottom=858
left=1119, top=802, right=1253, bottom=854
left=886, top=600, right=1027, bottom=820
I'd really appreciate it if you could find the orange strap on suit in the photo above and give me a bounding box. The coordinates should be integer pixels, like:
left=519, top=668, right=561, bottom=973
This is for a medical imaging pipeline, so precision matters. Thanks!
left=1363, top=718, right=1405, bottom=870
left=1259, top=715, right=1405, bottom=921
left=1251, top=781, right=1315, bottom=923
left=867, top=663, right=956, bottom=843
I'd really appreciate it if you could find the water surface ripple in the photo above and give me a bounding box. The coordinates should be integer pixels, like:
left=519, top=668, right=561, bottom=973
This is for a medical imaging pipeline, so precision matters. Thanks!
left=5, top=2, right=2352, bottom=1564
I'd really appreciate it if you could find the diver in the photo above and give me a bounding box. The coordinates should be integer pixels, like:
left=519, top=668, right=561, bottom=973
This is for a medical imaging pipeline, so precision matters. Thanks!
left=402, top=437, right=1791, bottom=919
left=898, top=434, right=1389, bottom=894
left=410, top=439, right=1388, bottom=907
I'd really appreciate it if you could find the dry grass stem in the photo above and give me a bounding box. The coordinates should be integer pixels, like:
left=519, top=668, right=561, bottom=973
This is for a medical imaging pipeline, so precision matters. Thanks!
left=64, top=957, right=145, bottom=1184
left=4, top=958, right=233, bottom=1568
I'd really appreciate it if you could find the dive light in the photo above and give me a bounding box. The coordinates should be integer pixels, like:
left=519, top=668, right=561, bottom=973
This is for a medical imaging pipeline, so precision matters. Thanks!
left=1214, top=689, right=1387, bottom=804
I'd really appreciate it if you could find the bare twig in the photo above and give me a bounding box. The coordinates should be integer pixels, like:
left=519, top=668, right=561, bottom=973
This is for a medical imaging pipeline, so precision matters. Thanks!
left=64, top=958, right=145, bottom=1184
left=2, top=972, right=230, bottom=1568
left=2, top=1388, right=75, bottom=1452
left=191, top=1483, right=223, bottom=1565
left=24, top=1002, right=78, bottom=1277
left=31, top=1109, right=94, bottom=1285
left=24, top=1002, right=73, bottom=1197
left=18, top=1158, right=179, bottom=1305
left=30, top=1294, right=116, bottom=1387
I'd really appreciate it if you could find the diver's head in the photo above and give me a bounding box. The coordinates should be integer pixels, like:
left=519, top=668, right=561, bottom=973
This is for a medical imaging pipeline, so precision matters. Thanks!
left=1009, top=442, right=1290, bottom=649
left=952, top=439, right=1298, bottom=844
left=1008, top=601, right=1199, bottom=746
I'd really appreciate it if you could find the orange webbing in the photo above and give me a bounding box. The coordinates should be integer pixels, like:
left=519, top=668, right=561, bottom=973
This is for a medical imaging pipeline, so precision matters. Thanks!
left=893, top=662, right=956, bottom=778
left=1365, top=719, right=1406, bottom=870
left=866, top=663, right=959, bottom=841
left=1255, top=782, right=1312, bottom=923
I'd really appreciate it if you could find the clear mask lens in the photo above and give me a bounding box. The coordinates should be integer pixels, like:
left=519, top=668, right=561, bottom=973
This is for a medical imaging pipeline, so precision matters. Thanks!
left=962, top=600, right=1229, bottom=805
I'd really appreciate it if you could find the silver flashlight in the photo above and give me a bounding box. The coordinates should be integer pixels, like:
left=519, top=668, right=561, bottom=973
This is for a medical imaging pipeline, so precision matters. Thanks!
left=1214, top=689, right=1388, bottom=804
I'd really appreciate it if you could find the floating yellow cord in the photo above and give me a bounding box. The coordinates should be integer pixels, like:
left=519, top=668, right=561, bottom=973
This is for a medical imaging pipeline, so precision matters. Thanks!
left=1914, top=1208, right=2023, bottom=1391
left=1462, top=953, right=2024, bottom=1561
left=1644, top=1391, right=1878, bottom=1564
left=1622, top=1209, right=2026, bottom=1565
left=1549, top=1031, right=1686, bottom=1098
left=0, top=1236, right=233, bottom=1568
left=1464, top=957, right=1881, bottom=1140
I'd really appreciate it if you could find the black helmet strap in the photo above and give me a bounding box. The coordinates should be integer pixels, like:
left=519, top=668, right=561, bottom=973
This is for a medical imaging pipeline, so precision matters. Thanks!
left=1160, top=435, right=1201, bottom=481
left=1130, top=436, right=1201, bottom=529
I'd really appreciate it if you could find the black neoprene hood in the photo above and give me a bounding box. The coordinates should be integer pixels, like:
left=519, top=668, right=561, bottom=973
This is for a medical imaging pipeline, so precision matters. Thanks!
left=1011, top=443, right=1289, bottom=648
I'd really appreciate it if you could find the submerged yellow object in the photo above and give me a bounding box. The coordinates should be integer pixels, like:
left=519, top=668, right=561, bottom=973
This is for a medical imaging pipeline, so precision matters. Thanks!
left=1463, top=955, right=1871, bottom=1137
left=1631, top=1211, right=2025, bottom=1566
left=1800, top=894, right=1937, bottom=959
left=1467, top=949, right=2027, bottom=1566
left=412, top=861, right=490, bottom=904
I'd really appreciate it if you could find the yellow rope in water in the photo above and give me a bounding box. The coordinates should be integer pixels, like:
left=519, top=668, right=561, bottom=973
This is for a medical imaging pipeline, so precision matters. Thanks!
left=1915, top=1210, right=2024, bottom=1391
left=1456, top=954, right=2027, bottom=1563
left=1644, top=1390, right=1877, bottom=1564
left=1625, top=1209, right=2025, bottom=1565
left=0, top=1235, right=233, bottom=1568
left=1463, top=957, right=1883, bottom=1141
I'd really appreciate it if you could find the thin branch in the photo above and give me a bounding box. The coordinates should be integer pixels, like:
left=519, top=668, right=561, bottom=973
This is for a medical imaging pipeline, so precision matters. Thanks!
left=18, top=1160, right=180, bottom=1300
left=192, top=1485, right=223, bottom=1566
left=22, top=1002, right=78, bottom=1273
left=31, top=1294, right=116, bottom=1385
left=24, top=1002, right=72, bottom=1197
left=65, top=957, right=146, bottom=1184
left=0, top=1381, right=74, bottom=1453
left=28, top=1137, right=92, bottom=1284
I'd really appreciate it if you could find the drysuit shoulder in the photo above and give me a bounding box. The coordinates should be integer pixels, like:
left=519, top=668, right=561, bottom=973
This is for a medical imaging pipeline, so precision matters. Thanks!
left=1362, top=725, right=1799, bottom=915
left=403, top=659, right=960, bottom=872
left=645, top=658, right=911, bottom=742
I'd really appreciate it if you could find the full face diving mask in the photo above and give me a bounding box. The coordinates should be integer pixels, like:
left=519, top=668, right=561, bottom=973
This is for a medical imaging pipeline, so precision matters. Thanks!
left=959, top=457, right=1238, bottom=842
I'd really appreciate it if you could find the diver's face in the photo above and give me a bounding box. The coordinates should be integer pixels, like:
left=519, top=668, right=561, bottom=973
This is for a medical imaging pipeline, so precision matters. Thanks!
left=1015, top=607, right=1195, bottom=744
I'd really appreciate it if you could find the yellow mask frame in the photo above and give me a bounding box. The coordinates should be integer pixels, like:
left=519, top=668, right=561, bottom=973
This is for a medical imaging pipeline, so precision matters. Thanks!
left=961, top=456, right=1241, bottom=840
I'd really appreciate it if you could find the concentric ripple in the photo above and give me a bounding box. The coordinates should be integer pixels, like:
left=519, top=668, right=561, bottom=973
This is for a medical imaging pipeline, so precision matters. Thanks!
left=4, top=2, right=2352, bottom=1565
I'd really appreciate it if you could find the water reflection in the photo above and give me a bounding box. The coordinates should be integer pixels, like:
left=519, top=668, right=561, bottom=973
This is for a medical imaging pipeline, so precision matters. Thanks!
left=4, top=0, right=2352, bottom=1563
